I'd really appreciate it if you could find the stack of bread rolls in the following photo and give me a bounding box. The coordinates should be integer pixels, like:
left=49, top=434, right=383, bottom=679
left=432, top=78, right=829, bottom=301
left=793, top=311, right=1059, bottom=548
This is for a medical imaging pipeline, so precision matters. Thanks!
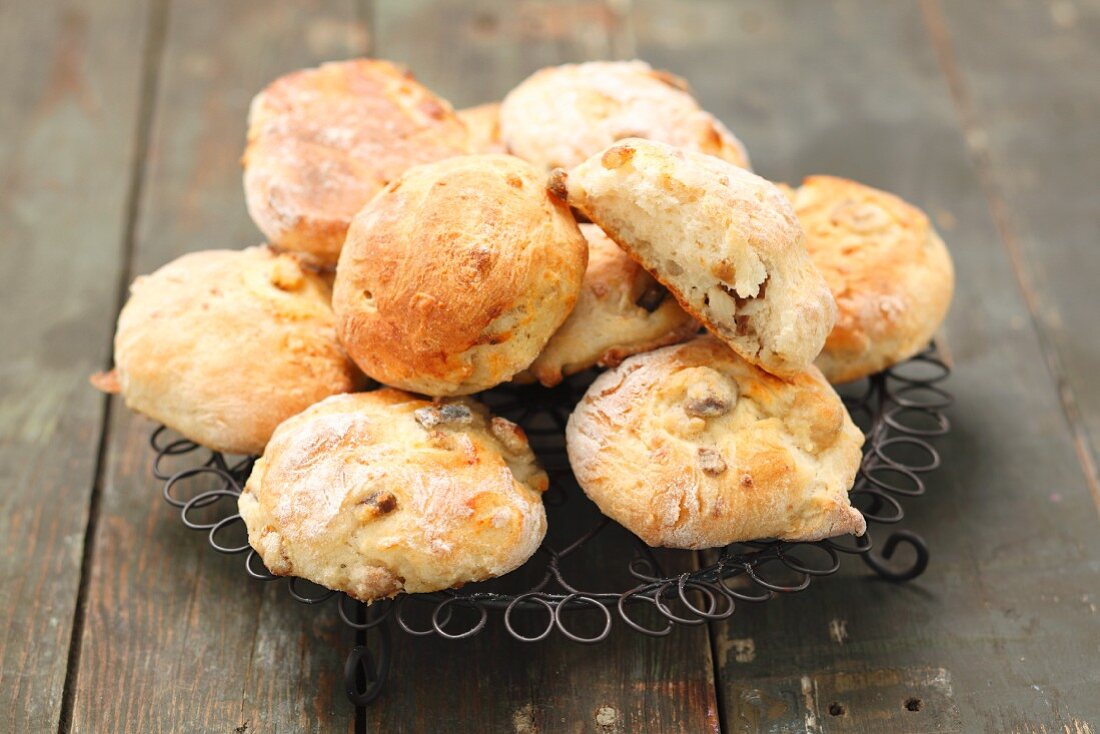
left=95, top=59, right=954, bottom=602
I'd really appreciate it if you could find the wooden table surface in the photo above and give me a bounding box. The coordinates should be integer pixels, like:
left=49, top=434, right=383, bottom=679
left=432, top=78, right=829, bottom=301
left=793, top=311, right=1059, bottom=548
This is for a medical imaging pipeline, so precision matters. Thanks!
left=3, top=1, right=1099, bottom=731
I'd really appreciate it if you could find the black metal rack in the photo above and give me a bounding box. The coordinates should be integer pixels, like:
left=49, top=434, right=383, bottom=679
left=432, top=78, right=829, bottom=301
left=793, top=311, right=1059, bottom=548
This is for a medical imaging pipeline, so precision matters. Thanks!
left=152, top=346, right=950, bottom=705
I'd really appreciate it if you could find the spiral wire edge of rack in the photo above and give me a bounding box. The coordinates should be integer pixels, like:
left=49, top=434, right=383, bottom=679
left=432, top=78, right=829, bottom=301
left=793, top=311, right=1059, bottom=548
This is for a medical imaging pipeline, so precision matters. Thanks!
left=151, top=346, right=951, bottom=705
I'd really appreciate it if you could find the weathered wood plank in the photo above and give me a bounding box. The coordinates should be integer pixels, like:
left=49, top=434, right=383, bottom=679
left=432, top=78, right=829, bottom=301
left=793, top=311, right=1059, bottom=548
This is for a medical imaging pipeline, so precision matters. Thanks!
left=365, top=522, right=720, bottom=733
left=0, top=0, right=151, bottom=731
left=633, top=1, right=1100, bottom=731
left=928, top=0, right=1100, bottom=513
left=375, top=0, right=630, bottom=108
left=360, top=2, right=720, bottom=731
left=68, top=2, right=369, bottom=732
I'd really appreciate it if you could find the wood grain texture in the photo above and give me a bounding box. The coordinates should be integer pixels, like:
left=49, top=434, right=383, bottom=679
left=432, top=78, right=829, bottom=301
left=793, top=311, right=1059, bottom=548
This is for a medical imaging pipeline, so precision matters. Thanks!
left=0, top=0, right=150, bottom=731
left=633, top=0, right=1100, bottom=731
left=360, top=2, right=720, bottom=731
left=374, top=0, right=633, bottom=108
left=926, top=0, right=1100, bottom=514
left=7, top=0, right=1097, bottom=731
left=67, top=2, right=369, bottom=732
left=363, top=511, right=720, bottom=733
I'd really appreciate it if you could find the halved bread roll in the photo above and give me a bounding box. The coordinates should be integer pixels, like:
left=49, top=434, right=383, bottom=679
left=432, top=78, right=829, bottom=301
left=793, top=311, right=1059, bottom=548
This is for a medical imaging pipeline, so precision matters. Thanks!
left=555, top=138, right=836, bottom=378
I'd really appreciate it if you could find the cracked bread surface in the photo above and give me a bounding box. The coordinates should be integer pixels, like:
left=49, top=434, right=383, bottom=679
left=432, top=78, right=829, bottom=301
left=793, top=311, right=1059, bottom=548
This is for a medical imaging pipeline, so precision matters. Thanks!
left=239, top=390, right=548, bottom=602
left=566, top=336, right=865, bottom=549
left=559, top=138, right=836, bottom=377
left=333, top=154, right=588, bottom=396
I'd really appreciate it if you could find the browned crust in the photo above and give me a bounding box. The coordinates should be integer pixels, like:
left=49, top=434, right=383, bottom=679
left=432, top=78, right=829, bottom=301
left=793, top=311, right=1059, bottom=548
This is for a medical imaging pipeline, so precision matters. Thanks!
left=112, top=247, right=364, bottom=455
left=243, top=59, right=471, bottom=268
left=89, top=369, right=120, bottom=394
left=333, top=155, right=587, bottom=395
left=794, top=175, right=955, bottom=383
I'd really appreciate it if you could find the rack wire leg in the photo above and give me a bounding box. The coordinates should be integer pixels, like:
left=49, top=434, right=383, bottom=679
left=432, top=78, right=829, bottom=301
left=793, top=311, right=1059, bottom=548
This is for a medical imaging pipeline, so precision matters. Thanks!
left=344, top=619, right=392, bottom=705
left=860, top=530, right=930, bottom=581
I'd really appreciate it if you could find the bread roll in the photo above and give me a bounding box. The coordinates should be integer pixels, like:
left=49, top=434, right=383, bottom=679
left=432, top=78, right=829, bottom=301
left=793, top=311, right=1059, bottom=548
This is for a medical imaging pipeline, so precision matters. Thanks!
left=500, top=60, right=749, bottom=171
left=109, top=247, right=363, bottom=455
left=556, top=138, right=836, bottom=378
left=239, top=390, right=548, bottom=601
left=522, top=223, right=698, bottom=387
left=243, top=59, right=470, bottom=268
left=791, top=176, right=955, bottom=383
left=458, top=102, right=506, bottom=154
left=566, top=336, right=865, bottom=548
left=333, top=154, right=588, bottom=396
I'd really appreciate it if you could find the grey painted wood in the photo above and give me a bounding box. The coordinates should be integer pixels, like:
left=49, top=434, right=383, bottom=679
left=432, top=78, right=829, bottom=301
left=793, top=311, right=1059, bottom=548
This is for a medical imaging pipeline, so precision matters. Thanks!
left=632, top=1, right=1100, bottom=731
left=931, top=0, right=1100, bottom=514
left=67, top=2, right=367, bottom=732
left=5, top=0, right=1096, bottom=730
left=374, top=0, right=634, bottom=109
left=0, top=0, right=151, bottom=731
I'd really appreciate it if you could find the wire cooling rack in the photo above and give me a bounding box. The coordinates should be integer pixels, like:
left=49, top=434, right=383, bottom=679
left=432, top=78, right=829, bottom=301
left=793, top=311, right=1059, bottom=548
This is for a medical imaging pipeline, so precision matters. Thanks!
left=151, top=345, right=951, bottom=705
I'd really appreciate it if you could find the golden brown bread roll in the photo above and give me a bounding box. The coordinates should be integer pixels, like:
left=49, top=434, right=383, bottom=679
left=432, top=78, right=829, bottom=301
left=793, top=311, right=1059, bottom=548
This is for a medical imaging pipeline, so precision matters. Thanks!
left=333, top=154, right=588, bottom=396
left=791, top=176, right=955, bottom=383
left=566, top=336, right=865, bottom=548
left=521, top=223, right=699, bottom=387
left=556, top=138, right=837, bottom=378
left=499, top=60, right=750, bottom=171
left=238, top=390, right=548, bottom=601
left=243, top=59, right=471, bottom=268
left=108, top=247, right=363, bottom=455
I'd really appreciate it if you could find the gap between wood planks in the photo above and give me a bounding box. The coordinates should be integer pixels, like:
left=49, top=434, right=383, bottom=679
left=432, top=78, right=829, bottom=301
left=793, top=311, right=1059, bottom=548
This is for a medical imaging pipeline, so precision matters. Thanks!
left=49, top=1, right=719, bottom=729
left=919, top=0, right=1100, bottom=517
left=706, top=621, right=730, bottom=734
left=56, top=0, right=171, bottom=731
left=354, top=4, right=374, bottom=733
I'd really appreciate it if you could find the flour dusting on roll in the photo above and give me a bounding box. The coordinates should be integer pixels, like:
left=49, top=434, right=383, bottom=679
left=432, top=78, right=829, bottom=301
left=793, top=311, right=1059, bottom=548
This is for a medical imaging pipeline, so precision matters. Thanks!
left=567, top=336, right=864, bottom=549
left=239, top=389, right=548, bottom=601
